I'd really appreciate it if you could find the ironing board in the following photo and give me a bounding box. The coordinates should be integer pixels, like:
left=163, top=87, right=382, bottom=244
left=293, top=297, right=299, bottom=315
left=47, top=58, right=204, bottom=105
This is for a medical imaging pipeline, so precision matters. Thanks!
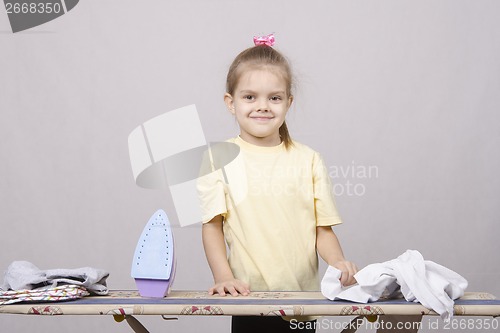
left=1, top=290, right=499, bottom=332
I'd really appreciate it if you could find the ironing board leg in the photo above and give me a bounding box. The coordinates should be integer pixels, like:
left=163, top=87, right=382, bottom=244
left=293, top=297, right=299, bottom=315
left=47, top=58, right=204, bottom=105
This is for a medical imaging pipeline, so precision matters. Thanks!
left=125, top=315, right=150, bottom=333
left=114, top=315, right=150, bottom=333
left=340, top=315, right=366, bottom=333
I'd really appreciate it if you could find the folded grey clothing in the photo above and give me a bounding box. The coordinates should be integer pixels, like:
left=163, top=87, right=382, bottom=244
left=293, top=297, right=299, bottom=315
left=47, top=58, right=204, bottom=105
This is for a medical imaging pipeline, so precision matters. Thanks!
left=1, top=261, right=109, bottom=295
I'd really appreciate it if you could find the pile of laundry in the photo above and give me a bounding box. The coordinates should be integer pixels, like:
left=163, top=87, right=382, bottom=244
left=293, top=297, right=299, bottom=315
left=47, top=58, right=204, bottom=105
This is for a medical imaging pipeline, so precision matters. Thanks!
left=0, top=261, right=109, bottom=305
left=321, top=250, right=468, bottom=322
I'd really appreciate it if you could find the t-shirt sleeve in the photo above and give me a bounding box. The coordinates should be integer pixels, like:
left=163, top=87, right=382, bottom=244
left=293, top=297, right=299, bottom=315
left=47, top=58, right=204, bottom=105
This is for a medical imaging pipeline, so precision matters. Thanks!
left=312, top=152, right=343, bottom=227
left=197, top=151, right=228, bottom=224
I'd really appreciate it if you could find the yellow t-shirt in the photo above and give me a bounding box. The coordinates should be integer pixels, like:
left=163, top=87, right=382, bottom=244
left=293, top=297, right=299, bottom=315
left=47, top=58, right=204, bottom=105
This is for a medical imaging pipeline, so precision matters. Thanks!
left=198, top=136, right=342, bottom=291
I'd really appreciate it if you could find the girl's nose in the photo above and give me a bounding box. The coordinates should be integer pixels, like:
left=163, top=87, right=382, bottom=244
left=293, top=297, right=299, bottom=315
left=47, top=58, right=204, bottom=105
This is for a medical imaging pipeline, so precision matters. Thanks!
left=256, top=99, right=270, bottom=112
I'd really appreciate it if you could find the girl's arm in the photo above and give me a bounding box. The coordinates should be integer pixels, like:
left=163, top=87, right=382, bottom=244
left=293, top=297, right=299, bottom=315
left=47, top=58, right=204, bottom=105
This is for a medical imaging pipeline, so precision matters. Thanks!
left=202, top=215, right=250, bottom=296
left=316, top=225, right=358, bottom=286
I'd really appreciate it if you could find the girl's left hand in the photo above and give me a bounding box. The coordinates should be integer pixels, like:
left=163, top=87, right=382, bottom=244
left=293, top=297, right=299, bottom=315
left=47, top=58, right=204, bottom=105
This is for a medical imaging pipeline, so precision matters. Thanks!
left=333, top=260, right=358, bottom=287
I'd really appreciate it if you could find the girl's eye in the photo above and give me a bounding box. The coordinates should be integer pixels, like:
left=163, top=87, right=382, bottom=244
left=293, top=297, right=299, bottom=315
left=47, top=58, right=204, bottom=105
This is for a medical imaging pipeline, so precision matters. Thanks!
left=244, top=95, right=255, bottom=101
left=270, top=96, right=282, bottom=102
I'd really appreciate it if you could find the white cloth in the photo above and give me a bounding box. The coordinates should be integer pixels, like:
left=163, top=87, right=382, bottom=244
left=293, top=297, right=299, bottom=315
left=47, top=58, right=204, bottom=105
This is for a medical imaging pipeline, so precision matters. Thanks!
left=321, top=250, right=468, bottom=321
left=1, top=261, right=109, bottom=295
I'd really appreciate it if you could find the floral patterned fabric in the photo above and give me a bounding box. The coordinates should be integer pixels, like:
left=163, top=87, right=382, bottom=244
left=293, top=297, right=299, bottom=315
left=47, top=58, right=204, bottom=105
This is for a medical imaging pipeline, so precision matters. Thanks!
left=0, top=284, right=89, bottom=305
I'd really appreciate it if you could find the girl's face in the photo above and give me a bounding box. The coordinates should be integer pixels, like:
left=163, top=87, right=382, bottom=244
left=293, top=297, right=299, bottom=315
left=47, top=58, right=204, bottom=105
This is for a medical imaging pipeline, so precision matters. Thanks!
left=224, top=68, right=293, bottom=147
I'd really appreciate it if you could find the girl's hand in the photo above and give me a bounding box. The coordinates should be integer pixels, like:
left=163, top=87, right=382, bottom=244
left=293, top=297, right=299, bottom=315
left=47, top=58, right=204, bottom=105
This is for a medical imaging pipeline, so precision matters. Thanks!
left=209, top=279, right=250, bottom=296
left=333, top=260, right=358, bottom=287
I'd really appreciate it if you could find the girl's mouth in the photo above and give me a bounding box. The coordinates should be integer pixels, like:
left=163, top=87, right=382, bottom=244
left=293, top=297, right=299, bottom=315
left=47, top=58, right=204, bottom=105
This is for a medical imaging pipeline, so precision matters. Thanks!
left=250, top=116, right=273, bottom=121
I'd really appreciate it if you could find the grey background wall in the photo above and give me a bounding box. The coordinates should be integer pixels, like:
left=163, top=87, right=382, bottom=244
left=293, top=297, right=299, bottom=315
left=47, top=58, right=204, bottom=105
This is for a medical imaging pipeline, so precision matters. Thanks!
left=1, top=1, right=499, bottom=332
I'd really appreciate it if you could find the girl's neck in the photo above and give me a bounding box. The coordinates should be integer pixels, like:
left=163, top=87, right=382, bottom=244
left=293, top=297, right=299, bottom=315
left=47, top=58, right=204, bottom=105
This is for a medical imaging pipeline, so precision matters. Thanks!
left=239, top=132, right=281, bottom=147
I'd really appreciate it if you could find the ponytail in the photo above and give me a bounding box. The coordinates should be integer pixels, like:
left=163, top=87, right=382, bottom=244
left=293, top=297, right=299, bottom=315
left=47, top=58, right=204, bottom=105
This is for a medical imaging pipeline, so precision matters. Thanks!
left=279, top=121, right=293, bottom=149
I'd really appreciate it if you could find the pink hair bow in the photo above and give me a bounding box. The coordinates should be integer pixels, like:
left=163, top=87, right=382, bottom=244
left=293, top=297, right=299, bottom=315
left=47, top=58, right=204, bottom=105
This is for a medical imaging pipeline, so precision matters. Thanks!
left=253, top=34, right=275, bottom=47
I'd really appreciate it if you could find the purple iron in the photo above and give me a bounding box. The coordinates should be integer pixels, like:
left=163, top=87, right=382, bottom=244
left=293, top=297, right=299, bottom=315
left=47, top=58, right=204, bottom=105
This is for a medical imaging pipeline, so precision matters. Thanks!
left=131, top=209, right=176, bottom=297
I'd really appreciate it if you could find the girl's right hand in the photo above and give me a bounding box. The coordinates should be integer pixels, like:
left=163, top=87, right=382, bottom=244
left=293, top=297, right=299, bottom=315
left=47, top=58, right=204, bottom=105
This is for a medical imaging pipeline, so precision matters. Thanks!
left=209, top=279, right=250, bottom=296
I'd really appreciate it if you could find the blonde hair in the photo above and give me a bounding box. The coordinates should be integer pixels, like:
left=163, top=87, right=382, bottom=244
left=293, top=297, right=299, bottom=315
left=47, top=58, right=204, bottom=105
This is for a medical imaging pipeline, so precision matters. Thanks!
left=226, top=45, right=293, bottom=148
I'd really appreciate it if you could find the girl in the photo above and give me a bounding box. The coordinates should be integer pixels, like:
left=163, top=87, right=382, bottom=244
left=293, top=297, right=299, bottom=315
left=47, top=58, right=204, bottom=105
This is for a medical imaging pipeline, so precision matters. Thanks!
left=199, top=35, right=357, bottom=333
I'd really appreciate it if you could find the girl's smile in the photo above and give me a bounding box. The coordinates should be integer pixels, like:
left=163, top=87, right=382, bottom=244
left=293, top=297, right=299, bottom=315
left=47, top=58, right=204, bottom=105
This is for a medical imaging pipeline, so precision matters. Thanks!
left=250, top=115, right=274, bottom=121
